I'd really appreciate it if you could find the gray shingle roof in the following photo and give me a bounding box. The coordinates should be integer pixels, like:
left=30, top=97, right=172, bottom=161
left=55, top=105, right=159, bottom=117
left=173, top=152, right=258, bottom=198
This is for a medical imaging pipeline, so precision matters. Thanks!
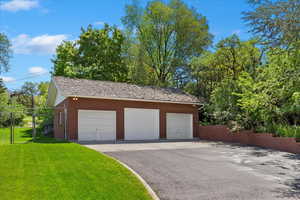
left=53, top=76, right=201, bottom=104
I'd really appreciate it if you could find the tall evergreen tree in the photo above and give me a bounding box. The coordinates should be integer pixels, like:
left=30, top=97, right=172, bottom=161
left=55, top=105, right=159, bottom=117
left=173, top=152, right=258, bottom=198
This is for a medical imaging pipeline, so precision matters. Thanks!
left=243, top=0, right=300, bottom=49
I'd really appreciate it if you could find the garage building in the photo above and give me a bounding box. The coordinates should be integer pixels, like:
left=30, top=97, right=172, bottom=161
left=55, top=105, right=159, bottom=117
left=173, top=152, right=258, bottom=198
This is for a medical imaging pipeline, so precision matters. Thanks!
left=47, top=76, right=201, bottom=141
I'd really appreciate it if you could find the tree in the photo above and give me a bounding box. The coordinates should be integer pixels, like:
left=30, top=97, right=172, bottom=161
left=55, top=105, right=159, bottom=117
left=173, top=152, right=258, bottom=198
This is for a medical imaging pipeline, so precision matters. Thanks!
left=186, top=35, right=262, bottom=101
left=238, top=0, right=300, bottom=132
left=37, top=82, right=49, bottom=96
left=35, top=82, right=49, bottom=112
left=0, top=78, right=7, bottom=126
left=209, top=78, right=242, bottom=128
left=35, top=82, right=53, bottom=131
left=233, top=48, right=300, bottom=130
left=186, top=52, right=223, bottom=100
left=52, top=24, right=128, bottom=82
left=243, top=0, right=300, bottom=49
left=214, top=35, right=262, bottom=79
left=0, top=78, right=6, bottom=94
left=122, top=0, right=212, bottom=86
left=0, top=33, right=12, bottom=74
left=123, top=32, right=157, bottom=85
left=21, top=82, right=38, bottom=139
left=0, top=91, right=9, bottom=127
left=234, top=72, right=268, bottom=129
left=52, top=41, right=78, bottom=78
left=194, top=0, right=300, bottom=135
left=0, top=91, right=25, bottom=128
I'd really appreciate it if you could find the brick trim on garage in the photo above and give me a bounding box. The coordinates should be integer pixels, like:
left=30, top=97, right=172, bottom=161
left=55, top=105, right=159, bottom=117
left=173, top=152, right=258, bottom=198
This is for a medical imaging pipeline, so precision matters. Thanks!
left=54, top=97, right=199, bottom=141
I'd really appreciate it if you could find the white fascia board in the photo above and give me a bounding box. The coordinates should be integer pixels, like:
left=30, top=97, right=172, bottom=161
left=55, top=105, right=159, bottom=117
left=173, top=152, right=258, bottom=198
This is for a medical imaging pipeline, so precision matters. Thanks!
left=66, top=95, right=201, bottom=106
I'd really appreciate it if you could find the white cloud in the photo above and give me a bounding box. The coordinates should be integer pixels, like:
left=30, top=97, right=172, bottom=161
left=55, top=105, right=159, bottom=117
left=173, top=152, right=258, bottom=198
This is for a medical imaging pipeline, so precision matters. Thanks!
left=232, top=29, right=242, bottom=35
left=28, top=66, right=48, bottom=75
left=12, top=34, right=68, bottom=55
left=0, top=0, right=39, bottom=12
left=0, top=76, right=15, bottom=83
left=94, top=21, right=105, bottom=26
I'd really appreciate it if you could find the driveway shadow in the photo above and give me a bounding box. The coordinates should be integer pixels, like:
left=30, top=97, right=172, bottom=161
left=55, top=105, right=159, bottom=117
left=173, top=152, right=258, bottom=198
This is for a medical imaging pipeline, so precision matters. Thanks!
left=211, top=141, right=276, bottom=156
left=274, top=178, right=300, bottom=199
left=283, top=153, right=300, bottom=160
left=206, top=140, right=300, bottom=199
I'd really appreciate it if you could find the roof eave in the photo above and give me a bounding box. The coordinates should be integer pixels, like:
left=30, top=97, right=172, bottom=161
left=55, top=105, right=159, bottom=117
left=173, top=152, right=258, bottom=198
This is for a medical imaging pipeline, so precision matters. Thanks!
left=66, top=95, right=202, bottom=105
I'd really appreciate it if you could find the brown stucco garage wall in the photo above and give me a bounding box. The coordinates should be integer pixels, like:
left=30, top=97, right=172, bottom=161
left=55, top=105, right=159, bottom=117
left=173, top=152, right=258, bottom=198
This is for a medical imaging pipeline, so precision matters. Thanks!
left=62, top=97, right=199, bottom=140
left=199, top=125, right=300, bottom=154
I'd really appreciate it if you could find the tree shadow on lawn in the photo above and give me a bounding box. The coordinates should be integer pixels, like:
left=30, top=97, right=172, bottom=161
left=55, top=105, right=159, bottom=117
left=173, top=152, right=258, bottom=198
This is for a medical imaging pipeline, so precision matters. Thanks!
left=19, top=129, right=33, bottom=138
left=17, top=128, right=69, bottom=144
left=32, top=138, right=70, bottom=144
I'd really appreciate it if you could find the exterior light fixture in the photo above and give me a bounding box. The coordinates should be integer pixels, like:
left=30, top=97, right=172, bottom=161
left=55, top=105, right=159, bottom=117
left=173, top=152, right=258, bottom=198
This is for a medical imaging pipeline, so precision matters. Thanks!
left=72, top=97, right=79, bottom=101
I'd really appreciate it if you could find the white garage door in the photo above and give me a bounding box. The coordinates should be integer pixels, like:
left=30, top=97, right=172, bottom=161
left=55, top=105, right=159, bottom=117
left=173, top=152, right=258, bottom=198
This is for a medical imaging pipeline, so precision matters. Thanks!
left=124, top=108, right=159, bottom=140
left=166, top=113, right=193, bottom=139
left=78, top=110, right=116, bottom=141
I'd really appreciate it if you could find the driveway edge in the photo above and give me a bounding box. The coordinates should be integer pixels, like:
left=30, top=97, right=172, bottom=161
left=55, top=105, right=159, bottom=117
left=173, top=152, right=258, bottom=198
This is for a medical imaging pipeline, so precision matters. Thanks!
left=106, top=154, right=160, bottom=200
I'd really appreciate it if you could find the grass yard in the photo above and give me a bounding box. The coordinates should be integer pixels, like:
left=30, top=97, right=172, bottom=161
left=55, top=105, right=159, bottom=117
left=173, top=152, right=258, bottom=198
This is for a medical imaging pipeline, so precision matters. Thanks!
left=0, top=128, right=152, bottom=200
left=0, top=127, right=33, bottom=145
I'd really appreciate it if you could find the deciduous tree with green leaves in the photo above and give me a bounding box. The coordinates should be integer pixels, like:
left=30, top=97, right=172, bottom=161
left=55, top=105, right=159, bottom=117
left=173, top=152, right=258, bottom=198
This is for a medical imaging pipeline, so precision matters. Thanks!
left=0, top=78, right=6, bottom=94
left=122, top=0, right=212, bottom=86
left=21, top=82, right=39, bottom=138
left=186, top=35, right=262, bottom=101
left=234, top=48, right=300, bottom=131
left=52, top=24, right=128, bottom=82
left=0, top=33, right=11, bottom=74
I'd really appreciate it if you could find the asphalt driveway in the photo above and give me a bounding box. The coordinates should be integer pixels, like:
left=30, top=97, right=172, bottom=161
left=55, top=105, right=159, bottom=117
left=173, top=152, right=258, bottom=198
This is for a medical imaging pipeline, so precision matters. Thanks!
left=85, top=141, right=300, bottom=200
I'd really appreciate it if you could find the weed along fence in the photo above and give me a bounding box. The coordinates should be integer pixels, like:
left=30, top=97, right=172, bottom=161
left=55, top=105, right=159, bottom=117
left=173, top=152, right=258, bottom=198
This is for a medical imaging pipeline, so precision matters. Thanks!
left=199, top=125, right=300, bottom=154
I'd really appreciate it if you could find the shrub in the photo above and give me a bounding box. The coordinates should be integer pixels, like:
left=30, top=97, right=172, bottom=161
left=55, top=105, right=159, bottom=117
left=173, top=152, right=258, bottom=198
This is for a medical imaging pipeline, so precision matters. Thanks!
left=294, top=127, right=300, bottom=139
left=254, top=124, right=300, bottom=138
left=273, top=124, right=300, bottom=138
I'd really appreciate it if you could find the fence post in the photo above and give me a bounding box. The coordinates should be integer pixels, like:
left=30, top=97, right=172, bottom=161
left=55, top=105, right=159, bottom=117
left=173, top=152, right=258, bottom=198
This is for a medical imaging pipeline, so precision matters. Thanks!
left=10, top=112, right=13, bottom=144
left=9, top=94, right=15, bottom=144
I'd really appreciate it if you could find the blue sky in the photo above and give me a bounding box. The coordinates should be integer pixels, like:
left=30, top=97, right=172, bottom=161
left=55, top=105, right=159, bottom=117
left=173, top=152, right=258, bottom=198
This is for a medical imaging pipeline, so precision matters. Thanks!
left=1, top=0, right=252, bottom=90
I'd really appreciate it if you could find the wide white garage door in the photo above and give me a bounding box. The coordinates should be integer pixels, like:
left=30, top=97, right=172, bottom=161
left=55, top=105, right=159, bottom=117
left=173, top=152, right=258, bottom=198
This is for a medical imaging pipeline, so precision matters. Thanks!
left=166, top=113, right=193, bottom=139
left=78, top=110, right=116, bottom=141
left=124, top=108, right=159, bottom=140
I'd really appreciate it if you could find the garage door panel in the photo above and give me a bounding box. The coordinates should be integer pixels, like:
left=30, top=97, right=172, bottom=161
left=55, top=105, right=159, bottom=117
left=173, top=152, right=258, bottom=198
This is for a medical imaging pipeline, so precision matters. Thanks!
left=167, top=113, right=193, bottom=139
left=78, top=110, right=116, bottom=141
left=125, top=108, right=159, bottom=140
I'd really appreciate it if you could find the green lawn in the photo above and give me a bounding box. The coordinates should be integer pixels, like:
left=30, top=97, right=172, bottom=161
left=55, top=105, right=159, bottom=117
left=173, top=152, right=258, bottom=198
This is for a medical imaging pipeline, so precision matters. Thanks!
left=0, top=127, right=33, bottom=145
left=0, top=128, right=152, bottom=200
